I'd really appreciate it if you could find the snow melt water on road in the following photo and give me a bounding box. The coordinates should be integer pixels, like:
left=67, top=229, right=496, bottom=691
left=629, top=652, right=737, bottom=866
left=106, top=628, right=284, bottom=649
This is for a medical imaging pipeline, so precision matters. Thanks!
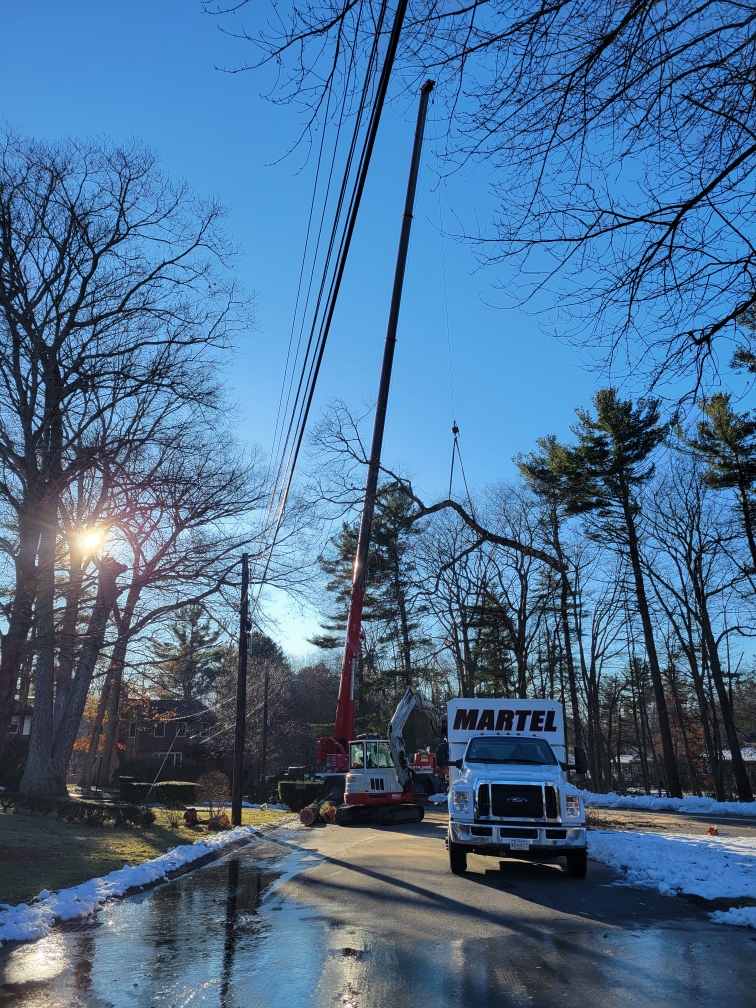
left=0, top=823, right=270, bottom=944
left=588, top=829, right=756, bottom=928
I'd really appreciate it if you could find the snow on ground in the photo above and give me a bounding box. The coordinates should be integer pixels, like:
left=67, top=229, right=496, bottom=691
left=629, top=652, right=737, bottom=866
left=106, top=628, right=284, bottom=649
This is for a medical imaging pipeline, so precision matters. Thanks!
left=583, top=791, right=756, bottom=817
left=710, top=906, right=756, bottom=927
left=588, top=829, right=756, bottom=928
left=0, top=823, right=274, bottom=945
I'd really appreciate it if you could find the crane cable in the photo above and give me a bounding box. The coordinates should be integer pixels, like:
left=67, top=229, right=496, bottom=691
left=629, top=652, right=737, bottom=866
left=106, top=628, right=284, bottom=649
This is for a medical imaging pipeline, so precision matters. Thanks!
left=436, top=111, right=474, bottom=514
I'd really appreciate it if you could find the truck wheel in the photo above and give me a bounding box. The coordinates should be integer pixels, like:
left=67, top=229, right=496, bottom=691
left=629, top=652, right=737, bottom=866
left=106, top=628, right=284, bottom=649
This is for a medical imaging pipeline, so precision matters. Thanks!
left=449, top=837, right=468, bottom=875
left=565, top=850, right=587, bottom=878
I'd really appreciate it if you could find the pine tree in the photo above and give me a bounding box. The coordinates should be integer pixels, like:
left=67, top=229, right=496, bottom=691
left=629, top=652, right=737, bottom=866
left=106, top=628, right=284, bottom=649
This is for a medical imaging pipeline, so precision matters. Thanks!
left=311, top=486, right=426, bottom=684
left=692, top=393, right=756, bottom=573
left=518, top=435, right=584, bottom=746
left=556, top=389, right=683, bottom=797
left=150, top=605, right=227, bottom=702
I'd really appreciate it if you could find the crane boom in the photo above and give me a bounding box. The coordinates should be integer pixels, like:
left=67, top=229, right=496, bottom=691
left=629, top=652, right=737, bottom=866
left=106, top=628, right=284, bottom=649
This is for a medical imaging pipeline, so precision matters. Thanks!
left=316, top=80, right=435, bottom=773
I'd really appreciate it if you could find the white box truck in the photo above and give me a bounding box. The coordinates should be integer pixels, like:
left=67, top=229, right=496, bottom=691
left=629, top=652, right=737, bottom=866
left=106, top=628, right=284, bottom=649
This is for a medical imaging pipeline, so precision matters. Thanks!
left=441, top=699, right=588, bottom=877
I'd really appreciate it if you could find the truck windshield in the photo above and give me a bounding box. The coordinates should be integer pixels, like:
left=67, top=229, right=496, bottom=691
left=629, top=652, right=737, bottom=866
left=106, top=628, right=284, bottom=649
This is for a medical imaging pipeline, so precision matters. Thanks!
left=465, top=737, right=557, bottom=765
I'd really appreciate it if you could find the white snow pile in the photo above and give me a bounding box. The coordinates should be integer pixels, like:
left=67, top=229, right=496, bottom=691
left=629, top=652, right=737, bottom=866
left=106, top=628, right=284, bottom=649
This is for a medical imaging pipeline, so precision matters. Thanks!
left=582, top=791, right=756, bottom=817
left=588, top=829, right=756, bottom=928
left=710, top=906, right=756, bottom=928
left=428, top=793, right=448, bottom=804
left=0, top=823, right=267, bottom=945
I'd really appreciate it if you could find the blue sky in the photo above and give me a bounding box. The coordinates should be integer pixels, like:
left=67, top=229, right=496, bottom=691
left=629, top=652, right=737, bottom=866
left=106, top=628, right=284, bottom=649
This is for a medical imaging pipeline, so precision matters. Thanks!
left=0, top=1, right=601, bottom=652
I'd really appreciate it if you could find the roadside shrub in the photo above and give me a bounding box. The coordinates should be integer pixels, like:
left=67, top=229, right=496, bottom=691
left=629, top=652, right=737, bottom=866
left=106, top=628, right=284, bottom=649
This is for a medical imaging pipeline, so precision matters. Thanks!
left=278, top=781, right=323, bottom=812
left=196, top=771, right=230, bottom=818
left=154, top=781, right=196, bottom=805
left=83, top=803, right=111, bottom=827
left=164, top=803, right=183, bottom=829
left=119, top=780, right=153, bottom=804
left=110, top=804, right=155, bottom=828
left=112, top=759, right=152, bottom=783
left=17, top=794, right=58, bottom=816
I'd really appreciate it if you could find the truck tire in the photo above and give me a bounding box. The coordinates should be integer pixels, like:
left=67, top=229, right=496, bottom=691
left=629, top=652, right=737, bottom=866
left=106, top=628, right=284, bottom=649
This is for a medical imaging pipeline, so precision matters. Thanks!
left=565, top=849, right=587, bottom=878
left=449, top=837, right=468, bottom=875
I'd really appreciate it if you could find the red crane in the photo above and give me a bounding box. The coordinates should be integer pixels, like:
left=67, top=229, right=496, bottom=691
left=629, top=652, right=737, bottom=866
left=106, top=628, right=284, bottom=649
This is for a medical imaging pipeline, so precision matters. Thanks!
left=316, top=79, right=435, bottom=781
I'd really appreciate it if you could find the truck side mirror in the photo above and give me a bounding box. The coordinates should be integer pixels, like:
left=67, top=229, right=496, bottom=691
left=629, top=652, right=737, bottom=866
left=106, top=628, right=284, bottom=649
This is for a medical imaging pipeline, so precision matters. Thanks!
left=435, top=741, right=449, bottom=769
left=573, top=746, right=589, bottom=775
left=452, top=759, right=463, bottom=770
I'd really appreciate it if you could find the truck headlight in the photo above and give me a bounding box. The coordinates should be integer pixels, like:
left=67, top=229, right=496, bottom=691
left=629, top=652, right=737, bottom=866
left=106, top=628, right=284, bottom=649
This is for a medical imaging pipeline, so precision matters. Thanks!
left=452, top=790, right=470, bottom=814
left=565, top=794, right=581, bottom=818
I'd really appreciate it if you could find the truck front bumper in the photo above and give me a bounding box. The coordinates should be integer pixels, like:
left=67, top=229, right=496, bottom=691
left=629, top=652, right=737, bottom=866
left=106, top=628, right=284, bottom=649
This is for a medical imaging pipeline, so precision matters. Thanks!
left=450, top=820, right=585, bottom=854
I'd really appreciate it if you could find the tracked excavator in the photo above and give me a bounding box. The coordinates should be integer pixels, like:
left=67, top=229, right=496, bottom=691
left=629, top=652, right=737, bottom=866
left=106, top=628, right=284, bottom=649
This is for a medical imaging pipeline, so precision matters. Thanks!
left=330, top=687, right=444, bottom=826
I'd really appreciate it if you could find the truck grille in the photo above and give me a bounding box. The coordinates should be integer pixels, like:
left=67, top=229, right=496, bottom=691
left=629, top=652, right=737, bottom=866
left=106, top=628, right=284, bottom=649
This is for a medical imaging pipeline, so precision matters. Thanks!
left=490, top=784, right=544, bottom=819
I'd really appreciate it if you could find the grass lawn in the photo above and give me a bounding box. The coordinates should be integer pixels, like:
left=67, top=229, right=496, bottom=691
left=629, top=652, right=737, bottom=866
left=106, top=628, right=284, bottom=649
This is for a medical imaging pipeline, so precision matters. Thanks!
left=0, top=807, right=291, bottom=907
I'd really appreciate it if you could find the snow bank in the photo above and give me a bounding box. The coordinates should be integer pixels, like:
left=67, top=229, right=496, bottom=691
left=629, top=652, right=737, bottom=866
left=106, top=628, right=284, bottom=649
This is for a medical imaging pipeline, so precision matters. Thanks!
left=710, top=906, right=756, bottom=928
left=0, top=823, right=268, bottom=945
left=583, top=791, right=756, bottom=817
left=588, top=829, right=756, bottom=927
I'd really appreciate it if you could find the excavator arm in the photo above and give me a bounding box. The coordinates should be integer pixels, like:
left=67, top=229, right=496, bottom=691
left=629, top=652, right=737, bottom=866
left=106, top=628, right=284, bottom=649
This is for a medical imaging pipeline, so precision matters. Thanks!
left=387, top=687, right=444, bottom=788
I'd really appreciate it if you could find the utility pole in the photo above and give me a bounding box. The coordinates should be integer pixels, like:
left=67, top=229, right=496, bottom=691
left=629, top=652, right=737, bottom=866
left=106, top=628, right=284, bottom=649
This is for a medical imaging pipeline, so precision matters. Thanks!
left=331, top=79, right=435, bottom=753
left=260, top=660, right=269, bottom=793
left=231, top=553, right=249, bottom=827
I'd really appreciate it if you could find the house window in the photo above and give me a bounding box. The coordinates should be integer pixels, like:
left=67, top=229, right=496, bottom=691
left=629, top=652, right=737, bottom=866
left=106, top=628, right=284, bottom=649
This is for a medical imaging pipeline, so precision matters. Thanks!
left=154, top=723, right=165, bottom=738
left=8, top=716, right=18, bottom=734
left=199, top=722, right=211, bottom=739
left=128, top=722, right=137, bottom=738
left=153, top=752, right=182, bottom=768
left=176, top=722, right=187, bottom=738
left=22, top=716, right=31, bottom=736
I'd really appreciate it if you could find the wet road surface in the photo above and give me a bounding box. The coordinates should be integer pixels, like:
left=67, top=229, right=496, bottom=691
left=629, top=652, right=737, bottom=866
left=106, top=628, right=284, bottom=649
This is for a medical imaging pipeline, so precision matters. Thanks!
left=1, top=813, right=755, bottom=1007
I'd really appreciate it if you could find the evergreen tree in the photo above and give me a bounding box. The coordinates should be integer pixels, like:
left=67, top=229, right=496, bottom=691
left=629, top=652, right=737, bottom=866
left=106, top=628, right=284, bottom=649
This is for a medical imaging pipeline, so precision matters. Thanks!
left=150, top=605, right=227, bottom=702
left=311, top=486, right=426, bottom=685
left=692, top=393, right=756, bottom=573
left=556, top=389, right=683, bottom=797
left=518, top=435, right=584, bottom=746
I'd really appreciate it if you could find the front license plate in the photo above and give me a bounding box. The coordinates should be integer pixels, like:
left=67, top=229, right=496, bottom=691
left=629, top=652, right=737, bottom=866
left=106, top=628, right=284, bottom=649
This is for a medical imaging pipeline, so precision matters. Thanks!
left=509, top=840, right=530, bottom=851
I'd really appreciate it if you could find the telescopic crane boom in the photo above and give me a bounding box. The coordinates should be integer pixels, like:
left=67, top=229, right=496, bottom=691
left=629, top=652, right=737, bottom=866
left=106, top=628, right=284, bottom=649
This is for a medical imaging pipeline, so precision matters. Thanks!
left=316, top=80, right=435, bottom=777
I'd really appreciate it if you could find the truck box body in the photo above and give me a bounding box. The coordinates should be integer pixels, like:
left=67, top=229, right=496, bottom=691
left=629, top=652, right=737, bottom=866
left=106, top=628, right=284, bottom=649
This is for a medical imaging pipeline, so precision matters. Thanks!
left=448, top=699, right=566, bottom=777
left=445, top=698, right=587, bottom=875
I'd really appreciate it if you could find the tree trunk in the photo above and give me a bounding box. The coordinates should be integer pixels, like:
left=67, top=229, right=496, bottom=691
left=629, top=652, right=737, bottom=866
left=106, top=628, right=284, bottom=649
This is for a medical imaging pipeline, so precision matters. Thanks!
left=78, top=672, right=112, bottom=789
left=52, top=549, right=85, bottom=737
left=622, top=501, right=683, bottom=797
left=669, top=666, right=701, bottom=796
left=629, top=675, right=651, bottom=794
left=20, top=508, right=58, bottom=794
left=694, top=579, right=753, bottom=801
left=0, top=514, right=39, bottom=752
left=50, top=557, right=127, bottom=794
left=98, top=596, right=139, bottom=783
left=551, top=509, right=583, bottom=747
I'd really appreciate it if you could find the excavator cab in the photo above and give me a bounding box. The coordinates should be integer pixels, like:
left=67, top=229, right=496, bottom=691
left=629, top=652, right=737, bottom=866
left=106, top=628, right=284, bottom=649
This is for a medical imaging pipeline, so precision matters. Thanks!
left=344, top=737, right=405, bottom=810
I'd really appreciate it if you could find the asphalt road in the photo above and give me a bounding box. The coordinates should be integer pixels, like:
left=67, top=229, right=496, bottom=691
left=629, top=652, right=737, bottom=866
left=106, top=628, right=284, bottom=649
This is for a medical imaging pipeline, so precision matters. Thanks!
left=1, top=810, right=755, bottom=1008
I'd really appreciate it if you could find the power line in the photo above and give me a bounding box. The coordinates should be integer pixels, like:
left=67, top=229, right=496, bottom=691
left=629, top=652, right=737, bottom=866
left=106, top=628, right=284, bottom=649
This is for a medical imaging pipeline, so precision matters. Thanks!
left=249, top=0, right=411, bottom=617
